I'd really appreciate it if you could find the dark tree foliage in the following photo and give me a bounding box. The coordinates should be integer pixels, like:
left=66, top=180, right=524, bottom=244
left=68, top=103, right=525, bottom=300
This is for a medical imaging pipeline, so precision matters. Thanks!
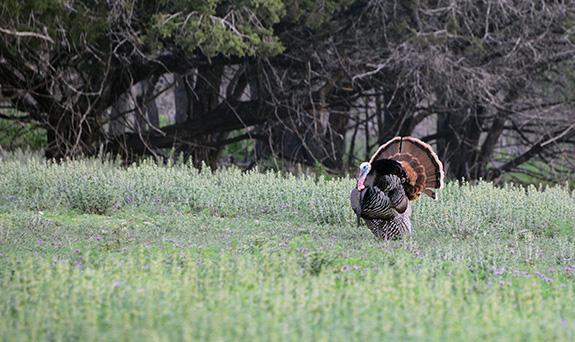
left=0, top=0, right=574, bottom=182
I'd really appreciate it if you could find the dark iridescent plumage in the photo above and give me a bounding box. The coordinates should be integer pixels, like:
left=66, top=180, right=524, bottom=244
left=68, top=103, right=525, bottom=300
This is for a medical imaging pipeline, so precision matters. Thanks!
left=350, top=175, right=411, bottom=240
left=351, top=136, right=444, bottom=240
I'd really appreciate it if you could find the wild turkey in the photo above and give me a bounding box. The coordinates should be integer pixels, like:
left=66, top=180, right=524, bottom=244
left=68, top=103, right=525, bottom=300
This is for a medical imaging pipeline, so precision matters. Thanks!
left=350, top=136, right=444, bottom=240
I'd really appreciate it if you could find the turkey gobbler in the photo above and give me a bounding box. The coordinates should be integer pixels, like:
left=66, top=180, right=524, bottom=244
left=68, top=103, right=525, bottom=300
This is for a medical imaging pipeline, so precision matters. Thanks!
left=350, top=136, right=444, bottom=240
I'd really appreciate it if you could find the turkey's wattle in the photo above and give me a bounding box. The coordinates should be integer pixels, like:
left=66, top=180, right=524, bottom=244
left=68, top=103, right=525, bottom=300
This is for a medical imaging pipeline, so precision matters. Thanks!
left=350, top=136, right=444, bottom=240
left=356, top=161, right=371, bottom=191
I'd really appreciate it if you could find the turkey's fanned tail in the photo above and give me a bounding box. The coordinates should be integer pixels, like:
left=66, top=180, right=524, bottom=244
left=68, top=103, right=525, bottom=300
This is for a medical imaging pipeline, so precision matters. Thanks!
left=370, top=136, right=444, bottom=200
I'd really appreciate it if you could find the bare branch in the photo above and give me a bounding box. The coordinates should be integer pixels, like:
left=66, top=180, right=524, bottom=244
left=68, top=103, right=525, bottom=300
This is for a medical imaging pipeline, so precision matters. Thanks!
left=0, top=27, right=54, bottom=43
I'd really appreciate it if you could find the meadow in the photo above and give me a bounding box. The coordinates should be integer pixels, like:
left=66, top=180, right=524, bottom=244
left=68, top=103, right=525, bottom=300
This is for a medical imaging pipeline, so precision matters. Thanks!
left=1, top=153, right=575, bottom=341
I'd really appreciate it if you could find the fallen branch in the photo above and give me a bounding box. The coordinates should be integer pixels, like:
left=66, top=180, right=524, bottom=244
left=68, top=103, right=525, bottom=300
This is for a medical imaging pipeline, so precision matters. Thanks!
left=489, top=124, right=575, bottom=179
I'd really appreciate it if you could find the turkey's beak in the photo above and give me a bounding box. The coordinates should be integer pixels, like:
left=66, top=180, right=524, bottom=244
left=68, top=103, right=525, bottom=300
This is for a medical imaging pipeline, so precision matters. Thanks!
left=356, top=169, right=368, bottom=191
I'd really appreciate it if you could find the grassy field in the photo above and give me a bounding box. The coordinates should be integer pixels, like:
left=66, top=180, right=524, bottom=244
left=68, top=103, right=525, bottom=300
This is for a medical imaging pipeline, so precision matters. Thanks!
left=1, top=154, right=575, bottom=340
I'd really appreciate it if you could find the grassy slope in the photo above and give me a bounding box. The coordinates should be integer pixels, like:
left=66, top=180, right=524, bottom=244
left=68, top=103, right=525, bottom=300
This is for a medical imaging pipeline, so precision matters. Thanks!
left=1, top=155, right=575, bottom=340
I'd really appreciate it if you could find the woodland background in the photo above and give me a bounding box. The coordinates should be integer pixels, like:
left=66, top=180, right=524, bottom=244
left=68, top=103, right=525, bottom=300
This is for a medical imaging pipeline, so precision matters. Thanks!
left=1, top=0, right=574, bottom=184
left=2, top=3, right=575, bottom=339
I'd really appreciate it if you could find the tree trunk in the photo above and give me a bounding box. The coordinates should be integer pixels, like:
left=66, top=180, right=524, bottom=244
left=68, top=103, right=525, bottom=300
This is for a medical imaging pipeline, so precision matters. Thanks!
left=187, top=65, right=226, bottom=168
left=174, top=74, right=190, bottom=124
left=437, top=107, right=485, bottom=180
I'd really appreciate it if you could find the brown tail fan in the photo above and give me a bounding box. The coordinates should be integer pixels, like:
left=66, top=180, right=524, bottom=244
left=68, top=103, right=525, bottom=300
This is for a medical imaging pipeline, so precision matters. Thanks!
left=369, top=136, right=444, bottom=200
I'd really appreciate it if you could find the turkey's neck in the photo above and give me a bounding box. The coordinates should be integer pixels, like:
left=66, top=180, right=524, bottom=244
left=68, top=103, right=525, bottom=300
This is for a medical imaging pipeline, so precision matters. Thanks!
left=364, top=173, right=376, bottom=187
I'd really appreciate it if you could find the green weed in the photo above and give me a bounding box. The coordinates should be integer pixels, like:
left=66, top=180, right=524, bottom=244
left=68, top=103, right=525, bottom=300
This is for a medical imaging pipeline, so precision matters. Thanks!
left=0, top=154, right=574, bottom=341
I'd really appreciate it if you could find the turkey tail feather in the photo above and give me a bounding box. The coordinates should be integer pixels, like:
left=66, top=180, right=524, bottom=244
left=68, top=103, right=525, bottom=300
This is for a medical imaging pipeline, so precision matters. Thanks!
left=369, top=136, right=444, bottom=200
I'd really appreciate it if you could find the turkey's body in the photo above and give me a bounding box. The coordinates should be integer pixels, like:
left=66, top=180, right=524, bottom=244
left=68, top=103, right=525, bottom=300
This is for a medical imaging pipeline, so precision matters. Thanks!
left=365, top=212, right=411, bottom=240
left=351, top=174, right=412, bottom=240
left=351, top=136, right=444, bottom=240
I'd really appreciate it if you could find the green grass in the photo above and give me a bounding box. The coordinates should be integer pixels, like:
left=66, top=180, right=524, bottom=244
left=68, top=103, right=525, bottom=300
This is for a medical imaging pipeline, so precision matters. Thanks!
left=1, top=154, right=575, bottom=340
